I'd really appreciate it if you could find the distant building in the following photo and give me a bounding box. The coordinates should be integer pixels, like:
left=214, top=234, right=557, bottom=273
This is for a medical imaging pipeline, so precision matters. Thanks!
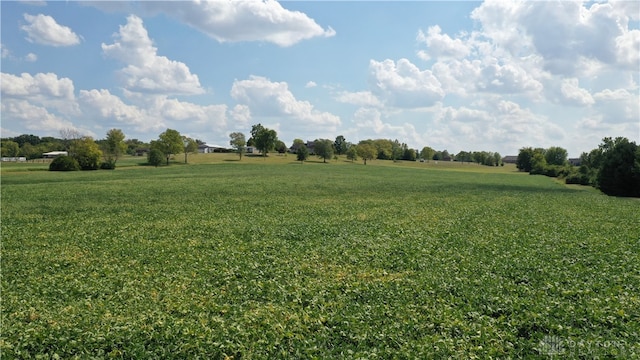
left=198, top=144, right=227, bottom=153
left=502, top=155, right=518, bottom=164
left=569, top=158, right=581, bottom=166
left=42, top=151, right=68, bottom=159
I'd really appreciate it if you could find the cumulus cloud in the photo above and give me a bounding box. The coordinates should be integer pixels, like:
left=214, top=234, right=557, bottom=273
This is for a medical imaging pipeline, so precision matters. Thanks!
left=230, top=104, right=252, bottom=126
left=141, top=0, right=335, bottom=47
left=1, top=72, right=79, bottom=115
left=102, top=15, right=204, bottom=95
left=417, top=25, right=470, bottom=60
left=1, top=99, right=85, bottom=135
left=305, top=81, right=318, bottom=88
left=335, top=91, right=383, bottom=107
left=369, top=59, right=444, bottom=108
left=560, top=78, right=595, bottom=106
left=21, top=13, right=81, bottom=46
left=231, top=75, right=340, bottom=127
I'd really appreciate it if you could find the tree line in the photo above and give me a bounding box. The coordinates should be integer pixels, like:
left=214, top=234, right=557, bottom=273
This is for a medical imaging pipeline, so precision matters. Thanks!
left=516, top=137, right=639, bottom=197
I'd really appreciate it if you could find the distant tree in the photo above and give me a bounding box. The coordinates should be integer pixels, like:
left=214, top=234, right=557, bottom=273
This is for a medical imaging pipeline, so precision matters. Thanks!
left=251, top=123, right=278, bottom=157
left=70, top=136, right=102, bottom=170
left=357, top=143, right=377, bottom=165
left=152, top=129, right=183, bottom=165
left=493, top=152, right=502, bottom=166
left=13, top=134, right=41, bottom=147
left=597, top=137, right=640, bottom=197
left=373, top=139, right=393, bottom=160
left=346, top=146, right=358, bottom=162
left=516, top=147, right=547, bottom=172
left=275, top=140, right=288, bottom=154
left=420, top=146, right=435, bottom=162
left=102, top=128, right=127, bottom=168
left=147, top=148, right=164, bottom=167
left=391, top=140, right=403, bottom=161
left=402, top=146, right=417, bottom=161
left=296, top=144, right=309, bottom=163
left=182, top=136, right=198, bottom=164
left=314, top=139, right=334, bottom=163
left=545, top=146, right=568, bottom=166
left=334, top=135, right=348, bottom=155
left=291, top=139, right=305, bottom=153
left=530, top=152, right=547, bottom=175
left=60, top=128, right=82, bottom=151
left=1, top=140, right=20, bottom=157
left=455, top=151, right=472, bottom=163
left=229, top=132, right=246, bottom=160
left=125, top=139, right=147, bottom=155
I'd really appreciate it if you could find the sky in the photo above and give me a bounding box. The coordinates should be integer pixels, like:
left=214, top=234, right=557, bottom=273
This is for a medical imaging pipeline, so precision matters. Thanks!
left=1, top=1, right=639, bottom=157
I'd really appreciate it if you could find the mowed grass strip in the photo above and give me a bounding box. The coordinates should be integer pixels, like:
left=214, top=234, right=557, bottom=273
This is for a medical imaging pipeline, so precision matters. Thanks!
left=2, top=162, right=638, bottom=358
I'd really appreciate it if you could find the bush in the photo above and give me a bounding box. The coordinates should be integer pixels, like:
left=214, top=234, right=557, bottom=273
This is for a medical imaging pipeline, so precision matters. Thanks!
left=49, top=155, right=80, bottom=171
left=147, top=148, right=164, bottom=167
left=100, top=161, right=116, bottom=170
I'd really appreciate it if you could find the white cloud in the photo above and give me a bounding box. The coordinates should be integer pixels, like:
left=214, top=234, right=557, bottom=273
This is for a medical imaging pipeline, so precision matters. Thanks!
left=1, top=99, right=87, bottom=136
left=78, top=89, right=159, bottom=132
left=230, top=104, right=252, bottom=127
left=615, top=29, right=640, bottom=70
left=417, top=25, right=470, bottom=60
left=25, top=53, right=38, bottom=62
left=21, top=13, right=81, bottom=47
left=141, top=0, right=335, bottom=47
left=231, top=75, right=340, bottom=127
left=369, top=58, right=444, bottom=108
left=156, top=97, right=227, bottom=127
left=305, top=81, right=317, bottom=88
left=102, top=15, right=204, bottom=95
left=1, top=72, right=79, bottom=115
left=335, top=91, right=383, bottom=107
left=1, top=44, right=10, bottom=58
left=560, top=78, right=595, bottom=106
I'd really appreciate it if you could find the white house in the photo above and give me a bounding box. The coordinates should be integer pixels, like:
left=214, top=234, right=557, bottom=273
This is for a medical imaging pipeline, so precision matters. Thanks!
left=198, top=144, right=226, bottom=153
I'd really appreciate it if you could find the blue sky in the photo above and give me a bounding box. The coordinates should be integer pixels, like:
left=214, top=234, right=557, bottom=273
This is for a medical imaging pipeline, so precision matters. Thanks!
left=1, top=0, right=638, bottom=157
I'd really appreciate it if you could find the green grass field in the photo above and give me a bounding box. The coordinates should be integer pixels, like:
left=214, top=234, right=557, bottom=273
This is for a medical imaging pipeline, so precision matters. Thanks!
left=2, top=157, right=638, bottom=358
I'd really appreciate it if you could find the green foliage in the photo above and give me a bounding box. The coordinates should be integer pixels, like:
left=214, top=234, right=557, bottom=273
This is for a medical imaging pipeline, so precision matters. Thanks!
left=275, top=140, right=288, bottom=154
left=420, top=146, right=435, bottom=162
left=229, top=132, right=247, bottom=160
left=545, top=146, right=568, bottom=166
left=251, top=123, right=278, bottom=156
left=597, top=137, right=640, bottom=197
left=152, top=129, right=183, bottom=165
left=296, top=144, right=309, bottom=163
left=1, top=140, right=21, bottom=157
left=70, top=137, right=102, bottom=170
left=356, top=143, right=377, bottom=165
left=147, top=148, right=164, bottom=167
left=313, top=139, right=334, bottom=163
left=3, top=164, right=639, bottom=358
left=48, top=155, right=80, bottom=171
left=334, top=135, right=347, bottom=155
left=346, top=146, right=358, bottom=162
left=102, top=128, right=127, bottom=165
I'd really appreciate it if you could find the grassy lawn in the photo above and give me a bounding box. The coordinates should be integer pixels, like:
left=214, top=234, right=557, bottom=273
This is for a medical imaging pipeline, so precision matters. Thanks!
left=2, top=159, right=638, bottom=358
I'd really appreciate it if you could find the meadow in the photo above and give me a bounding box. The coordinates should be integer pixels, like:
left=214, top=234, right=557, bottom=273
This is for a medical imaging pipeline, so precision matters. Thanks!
left=2, top=156, right=638, bottom=358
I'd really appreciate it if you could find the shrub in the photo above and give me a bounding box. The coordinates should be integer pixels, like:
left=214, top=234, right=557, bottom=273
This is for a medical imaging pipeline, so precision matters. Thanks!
left=100, top=161, right=116, bottom=170
left=49, top=155, right=80, bottom=171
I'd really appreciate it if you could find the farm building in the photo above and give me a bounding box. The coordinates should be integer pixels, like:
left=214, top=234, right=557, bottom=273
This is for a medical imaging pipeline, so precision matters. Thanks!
left=198, top=144, right=227, bottom=153
left=42, top=151, right=68, bottom=158
left=502, top=155, right=518, bottom=164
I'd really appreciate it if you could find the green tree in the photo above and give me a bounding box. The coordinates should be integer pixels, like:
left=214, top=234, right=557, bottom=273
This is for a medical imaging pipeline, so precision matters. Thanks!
left=314, top=139, right=334, bottom=163
left=275, top=140, right=288, bottom=154
left=597, top=137, right=640, bottom=197
left=229, top=132, right=246, bottom=160
left=291, top=139, right=305, bottom=153
left=420, top=146, right=435, bottom=162
left=182, top=136, right=198, bottom=164
left=346, top=146, right=358, bottom=162
left=356, top=143, right=376, bottom=165
left=1, top=140, right=20, bottom=157
left=49, top=155, right=79, bottom=171
left=70, top=136, right=102, bottom=170
left=545, top=146, right=568, bottom=166
left=147, top=148, right=164, bottom=167
left=530, top=152, right=547, bottom=175
left=296, top=144, right=309, bottom=163
left=152, top=129, right=183, bottom=165
left=334, top=135, right=347, bottom=155
left=102, top=128, right=127, bottom=167
left=517, top=147, right=546, bottom=172
left=251, top=123, right=278, bottom=157
left=373, top=139, right=393, bottom=160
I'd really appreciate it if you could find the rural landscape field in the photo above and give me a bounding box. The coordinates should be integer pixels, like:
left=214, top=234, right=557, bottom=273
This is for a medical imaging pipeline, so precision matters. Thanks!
left=2, top=155, right=639, bottom=358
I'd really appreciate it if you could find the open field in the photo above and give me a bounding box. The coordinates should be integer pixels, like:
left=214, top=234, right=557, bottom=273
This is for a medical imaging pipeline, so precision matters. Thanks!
left=2, top=160, right=639, bottom=358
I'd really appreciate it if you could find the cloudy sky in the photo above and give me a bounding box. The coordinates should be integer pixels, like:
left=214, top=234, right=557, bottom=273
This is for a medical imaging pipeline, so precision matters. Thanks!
left=1, top=1, right=638, bottom=156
